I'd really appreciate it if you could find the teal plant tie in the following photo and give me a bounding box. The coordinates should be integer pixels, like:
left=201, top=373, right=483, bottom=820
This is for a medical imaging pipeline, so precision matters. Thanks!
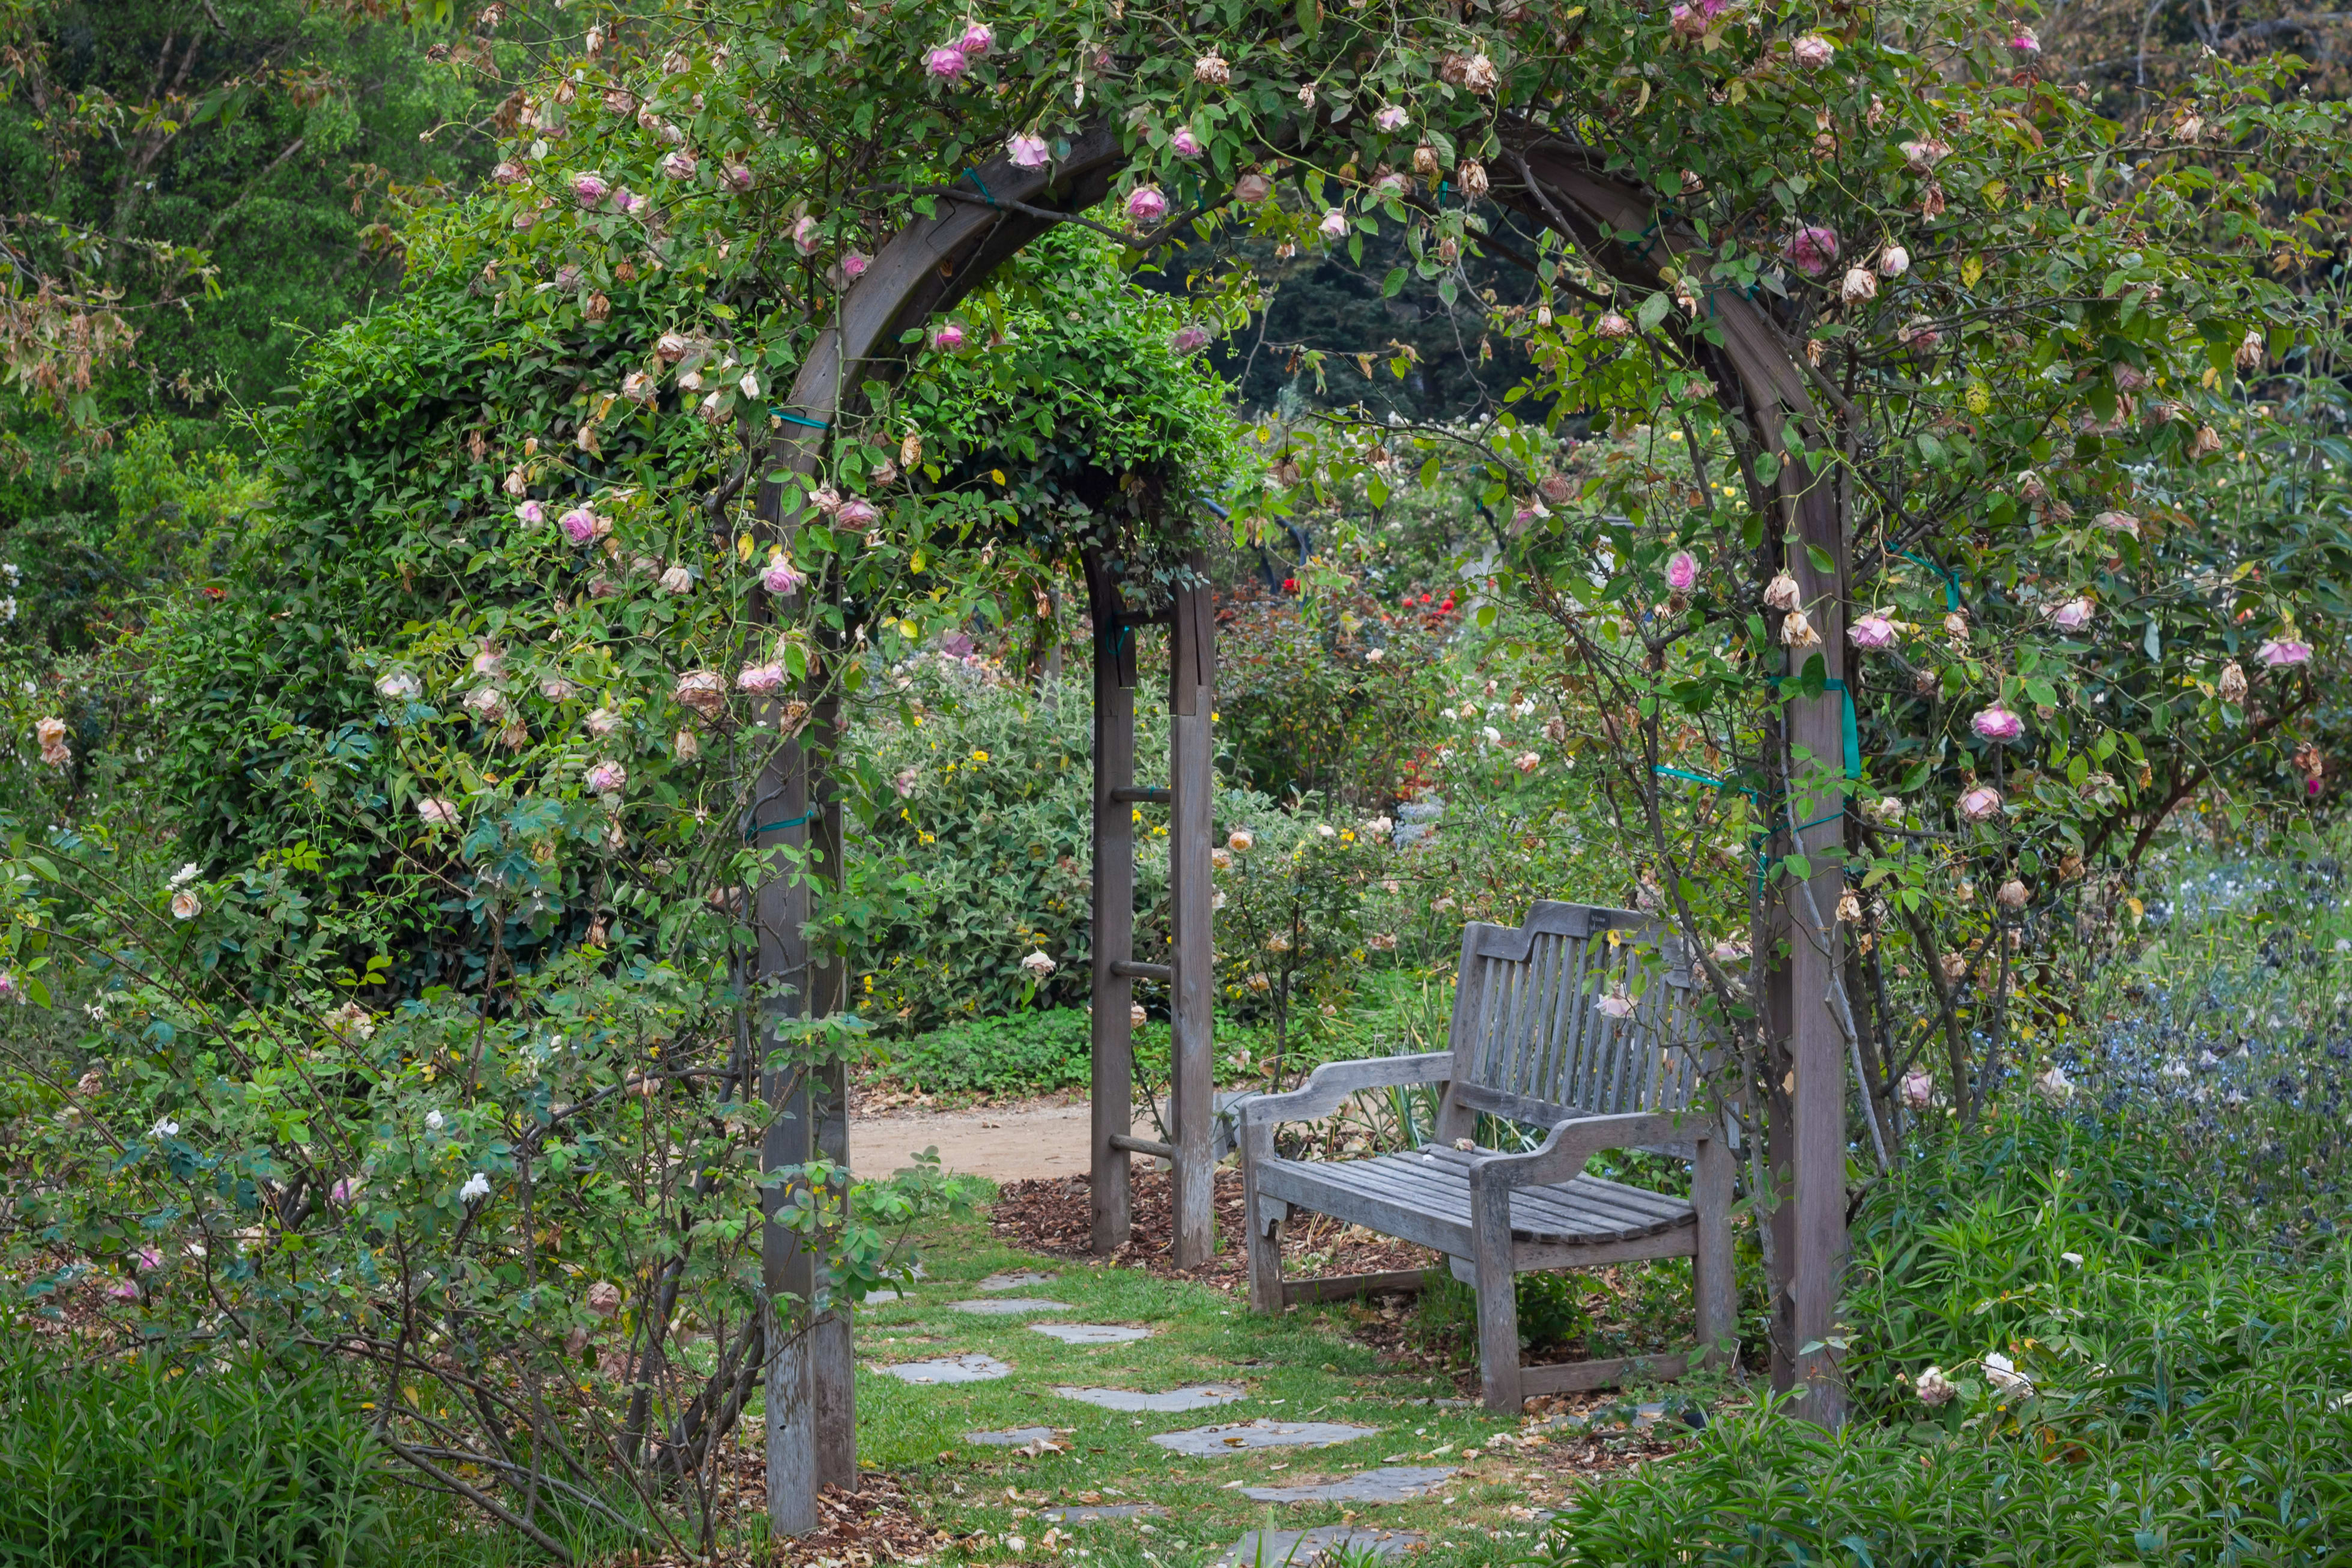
left=745, top=810, right=814, bottom=840
left=965, top=168, right=999, bottom=207
left=770, top=408, right=829, bottom=431
left=1902, top=550, right=1962, bottom=610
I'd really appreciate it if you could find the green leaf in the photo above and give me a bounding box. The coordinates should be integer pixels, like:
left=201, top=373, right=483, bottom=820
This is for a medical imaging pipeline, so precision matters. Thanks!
left=1805, top=543, right=1835, bottom=575
left=1381, top=267, right=1407, bottom=299
left=1636, top=291, right=1671, bottom=333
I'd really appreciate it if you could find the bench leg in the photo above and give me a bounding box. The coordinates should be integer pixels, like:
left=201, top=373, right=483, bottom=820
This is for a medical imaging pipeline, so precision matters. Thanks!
left=1244, top=1186, right=1288, bottom=1315
left=1469, top=1184, right=1521, bottom=1412
left=1692, top=1136, right=1736, bottom=1369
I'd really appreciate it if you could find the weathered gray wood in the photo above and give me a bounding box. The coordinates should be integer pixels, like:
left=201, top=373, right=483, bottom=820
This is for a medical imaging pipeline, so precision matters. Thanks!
left=1517, top=1352, right=1693, bottom=1398
left=1108, top=1131, right=1173, bottom=1159
left=1281, top=1267, right=1428, bottom=1306
left=1238, top=903, right=1728, bottom=1409
left=1111, top=787, right=1171, bottom=805
left=1167, top=552, right=1216, bottom=1269
left=1110, top=960, right=1171, bottom=982
left=1244, top=1188, right=1287, bottom=1312
left=1087, top=553, right=1136, bottom=1258
left=1502, top=136, right=1849, bottom=1427
left=1468, top=1172, right=1521, bottom=1412
left=1692, top=1130, right=1737, bottom=1368
left=1235, top=1052, right=1454, bottom=1136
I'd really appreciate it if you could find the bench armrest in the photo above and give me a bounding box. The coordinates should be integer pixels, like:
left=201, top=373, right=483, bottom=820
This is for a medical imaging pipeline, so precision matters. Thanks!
left=1235, top=1052, right=1453, bottom=1161
left=1464, top=1110, right=1719, bottom=1192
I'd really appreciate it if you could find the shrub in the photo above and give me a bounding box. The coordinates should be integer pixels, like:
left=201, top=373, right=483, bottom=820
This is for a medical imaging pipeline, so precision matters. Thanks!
left=0, top=1343, right=388, bottom=1568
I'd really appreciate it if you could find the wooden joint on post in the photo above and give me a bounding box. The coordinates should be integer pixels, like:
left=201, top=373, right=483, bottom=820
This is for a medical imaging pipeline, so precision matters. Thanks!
left=1111, top=787, right=1170, bottom=805
left=1109, top=959, right=1171, bottom=982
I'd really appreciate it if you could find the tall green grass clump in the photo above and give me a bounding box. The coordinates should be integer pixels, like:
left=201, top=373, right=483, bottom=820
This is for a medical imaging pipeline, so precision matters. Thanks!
left=0, top=1342, right=388, bottom=1568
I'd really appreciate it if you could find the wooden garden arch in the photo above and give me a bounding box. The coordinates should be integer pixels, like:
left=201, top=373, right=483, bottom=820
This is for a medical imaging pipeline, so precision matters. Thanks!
left=746, top=118, right=1853, bottom=1534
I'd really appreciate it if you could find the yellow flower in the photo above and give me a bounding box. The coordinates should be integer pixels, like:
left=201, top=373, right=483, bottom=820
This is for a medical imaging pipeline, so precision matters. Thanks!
left=971, top=749, right=990, bottom=763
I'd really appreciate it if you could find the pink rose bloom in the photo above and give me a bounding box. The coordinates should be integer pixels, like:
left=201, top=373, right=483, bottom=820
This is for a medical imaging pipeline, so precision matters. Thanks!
left=108, top=1279, right=140, bottom=1300
left=1170, top=126, right=1203, bottom=158
left=792, top=215, right=821, bottom=253
left=762, top=558, right=807, bottom=595
left=2311, top=775, right=2325, bottom=798
left=586, top=760, right=628, bottom=794
left=136, top=1245, right=163, bottom=1271
left=2049, top=598, right=2094, bottom=632
left=1665, top=551, right=1698, bottom=592
left=723, top=160, right=754, bottom=192
left=1792, top=33, right=1834, bottom=67
left=837, top=498, right=880, bottom=528
left=2009, top=24, right=2041, bottom=53
left=558, top=507, right=598, bottom=544
left=1234, top=171, right=1273, bottom=204
left=926, top=45, right=969, bottom=79
left=1958, top=785, right=2004, bottom=821
left=1848, top=614, right=1899, bottom=649
left=571, top=171, right=609, bottom=206
left=1786, top=225, right=1840, bottom=276
left=1972, top=705, right=2025, bottom=742
left=841, top=251, right=870, bottom=280
left=330, top=1178, right=361, bottom=1203
left=2093, top=510, right=2141, bottom=536
left=611, top=187, right=642, bottom=215
left=959, top=20, right=995, bottom=54
left=1375, top=104, right=1408, bottom=132
left=931, top=322, right=966, bottom=351
left=659, top=149, right=697, bottom=180
left=493, top=160, right=526, bottom=186
left=2259, top=639, right=2313, bottom=667
left=1008, top=134, right=1050, bottom=168
left=1126, top=185, right=1169, bottom=223
left=1318, top=207, right=1349, bottom=239
left=737, top=663, right=787, bottom=694
left=417, top=798, right=460, bottom=828
left=1670, top=3, right=1708, bottom=36
left=516, top=500, right=545, bottom=525
left=1171, top=324, right=1210, bottom=353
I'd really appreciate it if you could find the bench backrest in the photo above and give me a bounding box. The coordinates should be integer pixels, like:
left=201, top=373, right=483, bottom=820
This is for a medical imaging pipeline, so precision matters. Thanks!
left=1443, top=901, right=1703, bottom=1131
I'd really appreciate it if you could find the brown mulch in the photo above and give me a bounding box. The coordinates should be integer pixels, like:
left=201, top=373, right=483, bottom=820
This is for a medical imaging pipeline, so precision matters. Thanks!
left=605, top=1468, right=951, bottom=1567
left=991, top=1165, right=1441, bottom=1289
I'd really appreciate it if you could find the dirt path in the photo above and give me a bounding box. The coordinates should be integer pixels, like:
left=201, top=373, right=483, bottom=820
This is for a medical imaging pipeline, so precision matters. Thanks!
left=853, top=1093, right=1118, bottom=1181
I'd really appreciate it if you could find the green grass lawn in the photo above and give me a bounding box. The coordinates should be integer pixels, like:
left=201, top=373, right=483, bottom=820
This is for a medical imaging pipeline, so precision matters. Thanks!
left=841, top=1202, right=1706, bottom=1568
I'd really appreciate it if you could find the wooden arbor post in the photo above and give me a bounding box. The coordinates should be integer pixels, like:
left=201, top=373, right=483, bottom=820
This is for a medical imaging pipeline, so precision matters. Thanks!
left=1498, top=136, right=1853, bottom=1426
left=1082, top=551, right=1219, bottom=1269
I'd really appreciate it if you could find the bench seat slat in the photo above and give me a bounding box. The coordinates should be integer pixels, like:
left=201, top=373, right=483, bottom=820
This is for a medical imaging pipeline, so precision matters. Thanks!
left=1256, top=1151, right=1695, bottom=1247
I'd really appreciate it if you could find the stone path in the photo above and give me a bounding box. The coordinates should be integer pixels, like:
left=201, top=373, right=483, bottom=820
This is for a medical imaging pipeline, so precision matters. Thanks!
left=859, top=1252, right=1653, bottom=1563
left=1151, top=1420, right=1377, bottom=1456
left=1031, top=1322, right=1153, bottom=1345
left=978, top=1271, right=1058, bottom=1291
left=966, top=1426, right=1059, bottom=1447
left=949, top=1297, right=1071, bottom=1315
left=1239, top=1467, right=1455, bottom=1504
left=853, top=1096, right=1093, bottom=1180
left=1040, top=1503, right=1168, bottom=1524
left=1052, top=1383, right=1245, bottom=1412
left=1216, top=1527, right=1425, bottom=1566
left=877, top=1353, right=1011, bottom=1385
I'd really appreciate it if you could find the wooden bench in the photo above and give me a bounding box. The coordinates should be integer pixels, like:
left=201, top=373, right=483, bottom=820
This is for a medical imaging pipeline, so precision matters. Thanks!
left=1236, top=901, right=1735, bottom=1411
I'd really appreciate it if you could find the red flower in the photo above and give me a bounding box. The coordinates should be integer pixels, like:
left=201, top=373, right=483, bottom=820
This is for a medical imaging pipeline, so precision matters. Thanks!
left=1440, top=597, right=1456, bottom=612
left=1281, top=577, right=1298, bottom=593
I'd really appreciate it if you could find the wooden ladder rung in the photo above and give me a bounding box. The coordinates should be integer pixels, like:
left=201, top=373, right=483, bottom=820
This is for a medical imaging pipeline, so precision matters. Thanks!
left=1108, top=1131, right=1175, bottom=1159
left=1109, top=959, right=1171, bottom=982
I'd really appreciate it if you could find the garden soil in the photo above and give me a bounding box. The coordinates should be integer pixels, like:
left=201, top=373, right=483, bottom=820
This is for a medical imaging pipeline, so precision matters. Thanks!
left=852, top=1093, right=1096, bottom=1181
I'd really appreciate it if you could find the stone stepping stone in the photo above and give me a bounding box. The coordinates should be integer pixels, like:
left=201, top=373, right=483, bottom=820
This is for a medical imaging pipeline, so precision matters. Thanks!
left=1030, top=1322, right=1153, bottom=1345
left=949, top=1297, right=1071, bottom=1316
left=1039, top=1503, right=1168, bottom=1524
left=966, top=1427, right=1059, bottom=1446
left=1216, top=1527, right=1423, bottom=1567
left=1240, top=1467, right=1455, bottom=1504
left=978, top=1271, right=1058, bottom=1291
left=877, top=1354, right=1011, bottom=1385
left=863, top=1289, right=902, bottom=1304
left=1053, top=1383, right=1246, bottom=1413
left=1153, top=1420, right=1377, bottom=1456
